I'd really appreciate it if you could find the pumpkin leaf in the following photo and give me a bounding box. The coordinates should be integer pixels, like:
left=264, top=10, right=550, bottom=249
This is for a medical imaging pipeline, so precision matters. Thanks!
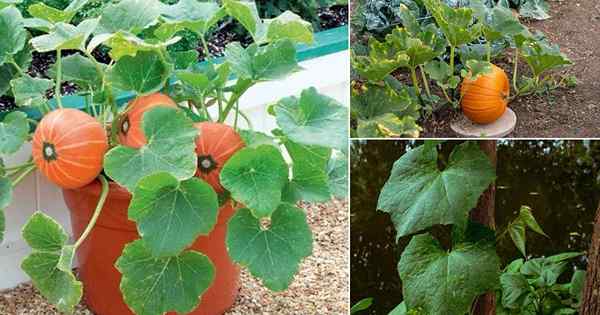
left=21, top=212, right=82, bottom=314
left=0, top=0, right=22, bottom=10
left=96, top=0, right=163, bottom=35
left=169, top=50, right=199, bottom=70
left=424, top=60, right=460, bottom=89
left=10, top=74, right=53, bottom=108
left=108, top=50, right=172, bottom=95
left=89, top=31, right=180, bottom=61
left=49, top=54, right=105, bottom=90
left=155, top=0, right=224, bottom=38
left=31, top=18, right=98, bottom=53
left=377, top=141, right=495, bottom=239
left=273, top=87, right=348, bottom=151
left=463, top=59, right=492, bottom=80
left=128, top=173, right=218, bottom=257
left=0, top=177, right=12, bottom=209
left=0, top=111, right=29, bottom=155
left=378, top=27, right=441, bottom=69
left=116, top=239, right=215, bottom=315
left=282, top=140, right=332, bottom=203
left=471, top=1, right=526, bottom=42
left=423, top=0, right=480, bottom=47
left=352, top=83, right=421, bottom=138
left=327, top=151, right=348, bottom=200
left=0, top=6, right=26, bottom=65
left=264, top=11, right=314, bottom=44
left=0, top=44, right=31, bottom=95
left=220, top=145, right=288, bottom=218
left=351, top=44, right=409, bottom=82
left=225, top=39, right=298, bottom=81
left=239, top=129, right=277, bottom=148
left=28, top=3, right=75, bottom=24
left=519, top=0, right=550, bottom=20
left=104, top=107, right=198, bottom=192
left=399, top=224, right=500, bottom=315
left=517, top=37, right=572, bottom=78
left=223, top=0, right=265, bottom=40
left=226, top=204, right=312, bottom=291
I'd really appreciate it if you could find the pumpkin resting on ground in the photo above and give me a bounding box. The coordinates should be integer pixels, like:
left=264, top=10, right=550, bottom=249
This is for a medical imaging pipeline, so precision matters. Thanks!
left=32, top=108, right=108, bottom=189
left=194, top=122, right=245, bottom=193
left=118, top=93, right=177, bottom=148
left=460, top=64, right=510, bottom=124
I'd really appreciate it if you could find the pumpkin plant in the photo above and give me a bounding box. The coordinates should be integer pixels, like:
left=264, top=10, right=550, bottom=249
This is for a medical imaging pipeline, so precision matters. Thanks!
left=376, top=141, right=586, bottom=315
left=0, top=0, right=348, bottom=314
left=350, top=0, right=572, bottom=137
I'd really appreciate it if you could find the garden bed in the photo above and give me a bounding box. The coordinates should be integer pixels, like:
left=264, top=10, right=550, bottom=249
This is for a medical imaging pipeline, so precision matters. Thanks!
left=0, top=200, right=349, bottom=315
left=421, top=0, right=600, bottom=137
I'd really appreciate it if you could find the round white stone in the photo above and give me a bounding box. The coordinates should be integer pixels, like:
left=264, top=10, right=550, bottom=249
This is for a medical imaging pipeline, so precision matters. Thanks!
left=451, top=108, right=517, bottom=138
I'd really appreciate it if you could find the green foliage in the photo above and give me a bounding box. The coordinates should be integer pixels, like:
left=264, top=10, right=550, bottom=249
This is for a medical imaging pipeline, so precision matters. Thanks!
left=351, top=297, right=374, bottom=314
left=0, top=111, right=29, bottom=154
left=506, top=205, right=548, bottom=257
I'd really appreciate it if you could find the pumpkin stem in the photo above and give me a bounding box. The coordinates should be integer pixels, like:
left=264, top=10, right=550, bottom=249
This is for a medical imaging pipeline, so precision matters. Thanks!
left=410, top=67, right=421, bottom=96
left=419, top=65, right=432, bottom=98
left=42, top=142, right=58, bottom=162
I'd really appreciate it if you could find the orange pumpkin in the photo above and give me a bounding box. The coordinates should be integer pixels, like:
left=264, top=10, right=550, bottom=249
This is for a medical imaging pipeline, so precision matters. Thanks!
left=32, top=109, right=108, bottom=189
left=194, top=122, right=245, bottom=193
left=118, top=93, right=177, bottom=148
left=460, top=64, right=510, bottom=124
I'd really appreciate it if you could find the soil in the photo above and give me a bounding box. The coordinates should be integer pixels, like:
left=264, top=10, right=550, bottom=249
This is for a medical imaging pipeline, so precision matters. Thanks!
left=422, top=0, right=600, bottom=138
left=0, top=200, right=349, bottom=315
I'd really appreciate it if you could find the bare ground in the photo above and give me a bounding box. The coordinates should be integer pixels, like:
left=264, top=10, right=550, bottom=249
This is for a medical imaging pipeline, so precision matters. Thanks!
left=0, top=200, right=349, bottom=315
left=422, top=0, right=600, bottom=138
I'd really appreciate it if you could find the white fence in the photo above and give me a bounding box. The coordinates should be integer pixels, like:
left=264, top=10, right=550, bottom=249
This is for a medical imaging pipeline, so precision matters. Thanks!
left=0, top=50, right=349, bottom=290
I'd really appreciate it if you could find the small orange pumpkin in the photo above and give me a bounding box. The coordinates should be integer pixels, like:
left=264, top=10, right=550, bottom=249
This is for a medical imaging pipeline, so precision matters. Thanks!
left=194, top=122, right=245, bottom=193
left=460, top=64, right=510, bottom=124
left=118, top=93, right=177, bottom=148
left=32, top=109, right=108, bottom=189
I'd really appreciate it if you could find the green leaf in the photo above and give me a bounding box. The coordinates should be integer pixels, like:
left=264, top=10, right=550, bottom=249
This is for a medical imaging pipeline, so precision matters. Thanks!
left=518, top=37, right=572, bottom=78
left=264, top=11, right=314, bottom=44
left=518, top=205, right=547, bottom=237
left=0, top=111, right=29, bottom=155
left=128, top=173, right=218, bottom=257
left=0, top=0, right=22, bottom=10
left=96, top=0, right=163, bottom=34
left=508, top=220, right=527, bottom=257
left=104, top=107, right=198, bottom=192
left=226, top=204, right=312, bottom=291
left=350, top=297, right=374, bottom=314
left=10, top=74, right=53, bottom=107
left=378, top=141, right=495, bottom=239
left=273, top=87, right=348, bottom=151
left=116, top=239, right=215, bottom=315
left=0, top=43, right=31, bottom=95
left=220, top=145, right=288, bottom=218
left=0, top=209, right=4, bottom=243
left=30, top=18, right=98, bottom=52
left=519, top=0, right=550, bottom=20
left=463, top=59, right=492, bottom=80
left=169, top=50, right=199, bottom=70
left=352, top=83, right=421, bottom=138
left=283, top=140, right=331, bottom=203
left=28, top=3, right=75, bottom=24
left=21, top=212, right=82, bottom=314
left=49, top=54, right=105, bottom=90
left=89, top=31, right=181, bottom=61
left=500, top=272, right=530, bottom=309
left=473, top=3, right=526, bottom=42
left=223, top=0, right=265, bottom=40
left=399, top=227, right=500, bottom=315
left=108, top=50, right=172, bottom=95
left=0, top=6, right=26, bottom=65
left=225, top=39, right=298, bottom=81
left=239, top=129, right=277, bottom=148
left=156, top=0, right=224, bottom=38
left=388, top=302, right=408, bottom=315
left=423, top=0, right=480, bottom=47
left=569, top=270, right=585, bottom=301
left=351, top=43, right=409, bottom=82
left=0, top=176, right=10, bottom=208
left=327, top=151, right=348, bottom=199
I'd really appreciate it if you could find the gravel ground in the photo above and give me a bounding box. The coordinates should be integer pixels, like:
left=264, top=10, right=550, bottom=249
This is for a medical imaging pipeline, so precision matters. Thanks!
left=0, top=200, right=349, bottom=315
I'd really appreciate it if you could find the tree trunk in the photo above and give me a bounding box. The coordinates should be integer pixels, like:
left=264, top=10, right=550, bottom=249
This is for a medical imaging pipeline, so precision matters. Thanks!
left=581, top=205, right=600, bottom=314
left=470, top=141, right=497, bottom=315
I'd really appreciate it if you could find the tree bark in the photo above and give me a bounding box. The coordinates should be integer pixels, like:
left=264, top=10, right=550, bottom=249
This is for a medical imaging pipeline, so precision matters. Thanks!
left=581, top=204, right=600, bottom=314
left=470, top=141, right=497, bottom=315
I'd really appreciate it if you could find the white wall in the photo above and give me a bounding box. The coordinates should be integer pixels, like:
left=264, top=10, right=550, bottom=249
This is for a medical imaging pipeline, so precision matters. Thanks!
left=0, top=50, right=349, bottom=289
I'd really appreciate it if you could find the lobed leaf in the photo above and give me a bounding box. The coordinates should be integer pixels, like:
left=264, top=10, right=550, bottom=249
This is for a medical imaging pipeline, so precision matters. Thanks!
left=128, top=173, right=218, bottom=257
left=108, top=50, right=172, bottom=95
left=28, top=3, right=75, bottom=24
left=282, top=140, right=332, bottom=203
left=327, top=151, right=348, bottom=199
left=264, top=11, right=314, bottom=44
left=226, top=204, right=312, bottom=291
left=0, top=111, right=29, bottom=155
left=104, top=107, right=198, bottom=192
left=220, top=145, right=288, bottom=218
left=377, top=141, right=495, bottom=239
left=223, top=0, right=264, bottom=40
left=518, top=37, right=572, bottom=78
left=96, top=0, right=163, bottom=35
left=156, top=0, right=224, bottom=38
left=49, top=54, right=105, bottom=90
left=30, top=18, right=98, bottom=52
left=273, top=87, right=348, bottom=151
left=89, top=31, right=181, bottom=61
left=0, top=44, right=31, bottom=95
left=21, top=212, right=82, bottom=314
left=10, top=74, right=53, bottom=108
left=0, top=6, right=26, bottom=65
left=225, top=39, right=298, bottom=81
left=423, top=0, right=480, bottom=47
left=116, top=239, right=215, bottom=315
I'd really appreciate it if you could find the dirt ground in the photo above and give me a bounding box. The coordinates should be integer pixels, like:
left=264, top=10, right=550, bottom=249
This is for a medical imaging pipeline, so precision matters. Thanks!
left=0, top=200, right=349, bottom=315
left=422, top=0, right=600, bottom=138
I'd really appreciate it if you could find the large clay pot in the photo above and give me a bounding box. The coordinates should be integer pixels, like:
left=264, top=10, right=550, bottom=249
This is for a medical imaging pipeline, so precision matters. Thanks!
left=63, top=180, right=240, bottom=315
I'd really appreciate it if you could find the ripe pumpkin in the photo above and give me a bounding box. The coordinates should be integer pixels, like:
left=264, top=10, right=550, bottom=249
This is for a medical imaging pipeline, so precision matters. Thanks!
left=460, top=64, right=510, bottom=124
left=118, top=93, right=177, bottom=148
left=194, top=122, right=245, bottom=193
left=32, top=109, right=108, bottom=189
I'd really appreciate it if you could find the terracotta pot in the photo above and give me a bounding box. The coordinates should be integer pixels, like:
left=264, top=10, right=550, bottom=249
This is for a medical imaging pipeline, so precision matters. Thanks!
left=63, top=180, right=240, bottom=315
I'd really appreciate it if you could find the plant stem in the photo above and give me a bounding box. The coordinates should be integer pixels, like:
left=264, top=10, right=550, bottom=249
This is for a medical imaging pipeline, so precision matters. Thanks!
left=449, top=45, right=456, bottom=75
left=410, top=67, right=421, bottom=96
left=238, top=110, right=253, bottom=130
left=419, top=65, right=432, bottom=98
left=4, top=161, right=34, bottom=171
left=73, top=175, right=109, bottom=249
left=233, top=101, right=240, bottom=130
left=12, top=165, right=36, bottom=187
left=486, top=41, right=491, bottom=62
left=200, top=36, right=212, bottom=61
left=55, top=49, right=63, bottom=109
left=8, top=58, right=25, bottom=75
left=441, top=86, right=452, bottom=103
left=219, top=80, right=253, bottom=123
left=513, top=48, right=519, bottom=93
